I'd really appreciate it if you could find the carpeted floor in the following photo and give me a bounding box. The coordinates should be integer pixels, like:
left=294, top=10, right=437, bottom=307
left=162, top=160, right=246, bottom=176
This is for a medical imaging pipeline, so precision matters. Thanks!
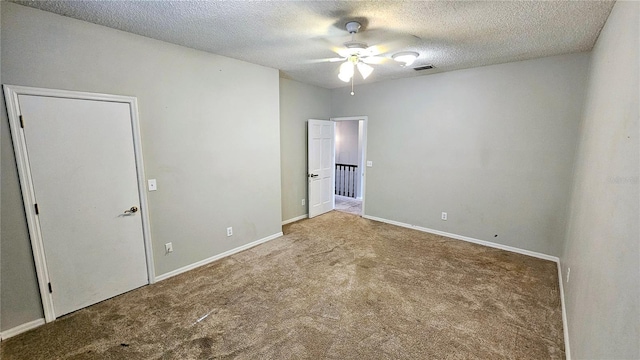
left=0, top=211, right=564, bottom=359
left=334, top=195, right=362, bottom=215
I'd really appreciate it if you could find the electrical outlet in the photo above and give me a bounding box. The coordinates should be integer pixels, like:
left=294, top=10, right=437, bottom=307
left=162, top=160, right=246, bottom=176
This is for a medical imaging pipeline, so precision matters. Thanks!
left=165, top=242, right=173, bottom=254
left=566, top=267, right=571, bottom=283
left=441, top=212, right=447, bottom=221
left=302, top=199, right=306, bottom=206
left=226, top=227, right=233, bottom=237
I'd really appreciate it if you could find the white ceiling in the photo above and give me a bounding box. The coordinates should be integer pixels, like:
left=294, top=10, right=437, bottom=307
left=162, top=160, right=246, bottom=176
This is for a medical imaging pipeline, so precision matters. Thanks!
left=12, top=1, right=615, bottom=89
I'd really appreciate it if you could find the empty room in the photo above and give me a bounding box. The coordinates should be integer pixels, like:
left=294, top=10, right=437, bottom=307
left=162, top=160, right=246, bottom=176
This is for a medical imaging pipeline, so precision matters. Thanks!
left=0, top=1, right=638, bottom=359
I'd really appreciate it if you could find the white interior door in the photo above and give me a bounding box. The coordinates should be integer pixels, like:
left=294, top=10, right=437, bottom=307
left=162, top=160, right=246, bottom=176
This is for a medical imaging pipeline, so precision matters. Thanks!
left=17, top=94, right=148, bottom=317
left=308, top=119, right=335, bottom=218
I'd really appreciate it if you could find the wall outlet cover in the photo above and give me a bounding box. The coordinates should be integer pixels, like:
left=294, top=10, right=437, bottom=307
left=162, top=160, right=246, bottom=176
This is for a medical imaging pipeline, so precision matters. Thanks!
left=226, top=227, right=233, bottom=237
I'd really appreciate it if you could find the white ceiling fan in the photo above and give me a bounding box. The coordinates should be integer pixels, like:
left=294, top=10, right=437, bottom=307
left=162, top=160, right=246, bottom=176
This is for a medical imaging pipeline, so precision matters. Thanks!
left=316, top=21, right=419, bottom=95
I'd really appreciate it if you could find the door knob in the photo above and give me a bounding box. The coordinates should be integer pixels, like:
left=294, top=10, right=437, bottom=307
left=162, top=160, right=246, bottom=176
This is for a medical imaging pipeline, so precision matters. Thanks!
left=308, top=174, right=319, bottom=178
left=124, top=206, right=138, bottom=214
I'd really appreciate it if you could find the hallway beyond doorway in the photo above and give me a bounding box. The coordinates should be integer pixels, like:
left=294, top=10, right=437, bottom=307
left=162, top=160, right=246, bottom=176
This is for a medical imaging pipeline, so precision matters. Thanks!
left=335, top=195, right=362, bottom=216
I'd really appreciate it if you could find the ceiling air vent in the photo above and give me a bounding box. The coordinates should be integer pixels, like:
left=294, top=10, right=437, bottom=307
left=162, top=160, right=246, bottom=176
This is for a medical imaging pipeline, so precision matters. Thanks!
left=413, top=65, right=434, bottom=71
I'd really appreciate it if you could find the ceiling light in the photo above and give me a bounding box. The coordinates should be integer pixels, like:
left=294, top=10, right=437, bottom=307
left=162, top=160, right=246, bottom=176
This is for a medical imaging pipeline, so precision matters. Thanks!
left=356, top=62, right=373, bottom=80
left=392, top=51, right=419, bottom=66
left=338, top=61, right=354, bottom=82
left=337, top=50, right=376, bottom=95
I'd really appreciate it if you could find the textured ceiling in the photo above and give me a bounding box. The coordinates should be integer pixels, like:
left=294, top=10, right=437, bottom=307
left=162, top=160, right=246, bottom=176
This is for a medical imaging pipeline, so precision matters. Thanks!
left=12, top=1, right=615, bottom=89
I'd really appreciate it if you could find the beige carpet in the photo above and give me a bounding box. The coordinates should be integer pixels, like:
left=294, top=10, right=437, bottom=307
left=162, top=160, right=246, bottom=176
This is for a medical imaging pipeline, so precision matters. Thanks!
left=1, top=211, right=564, bottom=359
left=334, top=195, right=361, bottom=216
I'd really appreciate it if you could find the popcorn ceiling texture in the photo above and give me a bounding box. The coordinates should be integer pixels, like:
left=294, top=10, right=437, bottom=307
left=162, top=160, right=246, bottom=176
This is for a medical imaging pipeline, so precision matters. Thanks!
left=12, top=1, right=613, bottom=89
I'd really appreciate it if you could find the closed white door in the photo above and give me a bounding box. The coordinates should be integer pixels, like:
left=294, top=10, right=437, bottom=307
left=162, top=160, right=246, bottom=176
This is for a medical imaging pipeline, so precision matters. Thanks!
left=308, top=119, right=335, bottom=218
left=18, top=94, right=148, bottom=317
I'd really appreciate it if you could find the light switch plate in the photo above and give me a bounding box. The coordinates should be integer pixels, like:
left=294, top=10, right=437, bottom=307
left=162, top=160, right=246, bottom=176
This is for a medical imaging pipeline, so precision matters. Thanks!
left=148, top=179, right=157, bottom=191
left=366, top=161, right=373, bottom=167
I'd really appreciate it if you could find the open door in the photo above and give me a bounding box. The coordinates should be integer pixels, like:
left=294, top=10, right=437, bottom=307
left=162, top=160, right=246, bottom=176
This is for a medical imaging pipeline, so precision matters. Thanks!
left=308, top=119, right=335, bottom=218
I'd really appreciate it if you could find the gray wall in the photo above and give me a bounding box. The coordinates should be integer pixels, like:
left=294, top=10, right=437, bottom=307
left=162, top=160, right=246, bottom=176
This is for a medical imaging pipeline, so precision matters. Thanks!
left=335, top=120, right=361, bottom=198
left=0, top=0, right=3, bottom=332
left=279, top=78, right=331, bottom=222
left=332, top=53, right=590, bottom=257
left=1, top=3, right=42, bottom=332
left=335, top=120, right=359, bottom=166
left=561, top=1, right=639, bottom=358
left=1, top=3, right=282, bottom=331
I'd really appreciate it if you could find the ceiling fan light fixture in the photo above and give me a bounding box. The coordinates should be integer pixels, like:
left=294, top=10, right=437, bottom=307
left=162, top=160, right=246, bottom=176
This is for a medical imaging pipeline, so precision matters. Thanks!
left=338, top=61, right=354, bottom=82
left=356, top=62, right=373, bottom=80
left=338, top=71, right=352, bottom=83
left=392, top=51, right=419, bottom=66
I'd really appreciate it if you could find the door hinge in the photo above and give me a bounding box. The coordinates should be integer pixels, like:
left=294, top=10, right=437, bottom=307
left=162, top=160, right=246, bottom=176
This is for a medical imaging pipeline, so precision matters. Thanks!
left=48, top=282, right=52, bottom=293
left=19, top=115, right=24, bottom=128
left=34, top=203, right=40, bottom=215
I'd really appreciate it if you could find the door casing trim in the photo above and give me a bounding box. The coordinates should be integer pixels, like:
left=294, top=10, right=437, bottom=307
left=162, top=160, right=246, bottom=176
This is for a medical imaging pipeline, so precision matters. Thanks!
left=331, top=116, right=368, bottom=216
left=3, top=84, right=156, bottom=322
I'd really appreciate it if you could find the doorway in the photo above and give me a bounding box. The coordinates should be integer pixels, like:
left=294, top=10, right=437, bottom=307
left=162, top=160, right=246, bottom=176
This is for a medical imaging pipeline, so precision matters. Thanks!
left=332, top=116, right=367, bottom=216
left=4, top=85, right=154, bottom=322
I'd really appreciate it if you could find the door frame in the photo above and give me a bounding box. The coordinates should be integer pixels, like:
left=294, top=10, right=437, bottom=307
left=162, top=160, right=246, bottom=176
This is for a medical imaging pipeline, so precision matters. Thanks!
left=331, top=116, right=368, bottom=216
left=3, top=85, right=156, bottom=322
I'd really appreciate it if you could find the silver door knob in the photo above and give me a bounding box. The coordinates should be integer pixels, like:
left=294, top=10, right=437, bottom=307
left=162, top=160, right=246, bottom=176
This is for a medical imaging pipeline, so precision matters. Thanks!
left=124, top=206, right=138, bottom=214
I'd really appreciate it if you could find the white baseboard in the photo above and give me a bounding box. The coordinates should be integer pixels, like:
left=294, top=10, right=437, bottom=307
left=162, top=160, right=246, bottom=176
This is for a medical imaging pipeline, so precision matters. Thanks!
left=155, top=232, right=283, bottom=282
left=557, top=261, right=571, bottom=360
left=282, top=214, right=308, bottom=225
left=362, top=215, right=559, bottom=262
left=1, top=318, right=45, bottom=341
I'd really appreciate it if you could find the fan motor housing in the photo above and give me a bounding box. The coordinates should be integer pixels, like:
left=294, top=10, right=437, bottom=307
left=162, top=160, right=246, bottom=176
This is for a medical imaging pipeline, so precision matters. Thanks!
left=344, top=41, right=368, bottom=51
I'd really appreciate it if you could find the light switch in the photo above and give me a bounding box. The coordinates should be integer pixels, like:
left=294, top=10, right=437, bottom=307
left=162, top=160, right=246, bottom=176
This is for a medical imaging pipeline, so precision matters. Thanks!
left=366, top=161, right=373, bottom=167
left=148, top=179, right=157, bottom=191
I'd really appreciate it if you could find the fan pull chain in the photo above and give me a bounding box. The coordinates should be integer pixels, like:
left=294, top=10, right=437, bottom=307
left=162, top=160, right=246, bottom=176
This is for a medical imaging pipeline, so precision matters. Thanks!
left=351, top=76, right=355, bottom=96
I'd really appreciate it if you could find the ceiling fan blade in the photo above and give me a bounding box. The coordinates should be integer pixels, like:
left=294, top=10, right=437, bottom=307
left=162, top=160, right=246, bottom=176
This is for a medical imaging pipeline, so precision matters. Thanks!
left=303, top=57, right=346, bottom=64
left=336, top=47, right=354, bottom=58
left=366, top=36, right=420, bottom=56
left=361, top=56, right=388, bottom=65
